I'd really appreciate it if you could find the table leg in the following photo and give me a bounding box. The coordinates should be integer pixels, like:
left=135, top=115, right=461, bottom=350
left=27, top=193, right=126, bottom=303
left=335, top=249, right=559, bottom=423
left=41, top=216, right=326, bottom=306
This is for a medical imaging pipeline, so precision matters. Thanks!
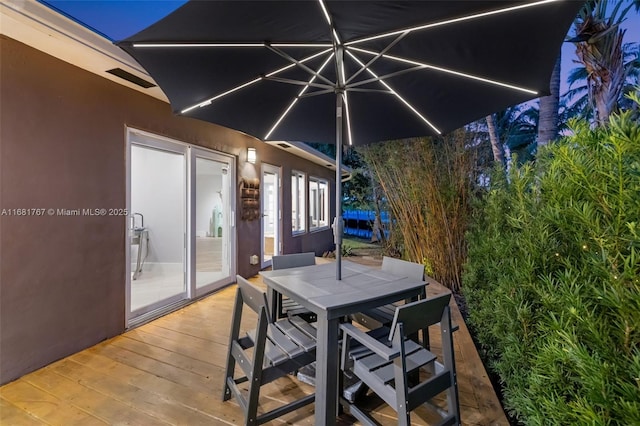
left=315, top=313, right=340, bottom=426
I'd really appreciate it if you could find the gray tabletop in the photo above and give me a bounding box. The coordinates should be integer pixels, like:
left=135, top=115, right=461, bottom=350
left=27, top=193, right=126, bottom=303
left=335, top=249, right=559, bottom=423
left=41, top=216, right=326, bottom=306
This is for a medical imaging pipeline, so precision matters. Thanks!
left=260, top=260, right=425, bottom=425
left=261, top=260, right=425, bottom=318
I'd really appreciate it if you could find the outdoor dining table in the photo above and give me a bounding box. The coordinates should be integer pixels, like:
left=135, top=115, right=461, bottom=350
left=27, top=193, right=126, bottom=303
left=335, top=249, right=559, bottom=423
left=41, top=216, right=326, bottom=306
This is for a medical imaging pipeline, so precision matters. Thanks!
left=260, top=260, right=426, bottom=425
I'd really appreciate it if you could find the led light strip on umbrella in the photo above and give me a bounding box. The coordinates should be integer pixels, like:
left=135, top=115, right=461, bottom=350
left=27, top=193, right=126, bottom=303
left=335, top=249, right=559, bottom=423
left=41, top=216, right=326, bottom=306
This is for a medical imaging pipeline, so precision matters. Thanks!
left=345, top=50, right=441, bottom=135
left=348, top=47, right=538, bottom=95
left=133, top=42, right=333, bottom=48
left=344, top=0, right=561, bottom=46
left=265, top=51, right=336, bottom=139
left=181, top=48, right=332, bottom=114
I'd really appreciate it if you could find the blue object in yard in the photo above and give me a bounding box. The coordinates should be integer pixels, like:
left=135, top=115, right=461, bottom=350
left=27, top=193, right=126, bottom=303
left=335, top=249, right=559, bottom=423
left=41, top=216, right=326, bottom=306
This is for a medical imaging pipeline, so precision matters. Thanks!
left=343, top=209, right=389, bottom=239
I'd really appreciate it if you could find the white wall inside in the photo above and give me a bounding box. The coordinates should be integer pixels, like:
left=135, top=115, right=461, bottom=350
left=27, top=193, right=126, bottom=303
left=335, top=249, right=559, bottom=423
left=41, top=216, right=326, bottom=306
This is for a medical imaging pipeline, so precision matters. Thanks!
left=131, top=145, right=185, bottom=263
left=263, top=172, right=276, bottom=237
left=196, top=158, right=224, bottom=238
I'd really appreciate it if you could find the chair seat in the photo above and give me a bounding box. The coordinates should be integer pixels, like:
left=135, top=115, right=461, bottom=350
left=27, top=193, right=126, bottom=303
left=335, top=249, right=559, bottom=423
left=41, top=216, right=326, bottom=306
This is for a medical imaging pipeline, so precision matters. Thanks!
left=353, top=342, right=436, bottom=386
left=246, top=317, right=317, bottom=366
left=346, top=327, right=436, bottom=385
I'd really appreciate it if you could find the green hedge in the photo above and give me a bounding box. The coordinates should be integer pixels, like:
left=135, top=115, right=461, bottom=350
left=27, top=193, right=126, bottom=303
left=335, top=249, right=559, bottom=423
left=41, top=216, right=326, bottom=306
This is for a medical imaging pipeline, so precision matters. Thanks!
left=463, top=109, right=640, bottom=425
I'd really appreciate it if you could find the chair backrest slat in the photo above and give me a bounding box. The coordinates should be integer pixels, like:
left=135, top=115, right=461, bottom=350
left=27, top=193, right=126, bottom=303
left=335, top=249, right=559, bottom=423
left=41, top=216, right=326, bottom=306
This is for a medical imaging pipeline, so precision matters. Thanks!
left=381, top=256, right=424, bottom=281
left=389, top=293, right=451, bottom=341
left=272, top=252, right=316, bottom=270
left=236, top=275, right=270, bottom=318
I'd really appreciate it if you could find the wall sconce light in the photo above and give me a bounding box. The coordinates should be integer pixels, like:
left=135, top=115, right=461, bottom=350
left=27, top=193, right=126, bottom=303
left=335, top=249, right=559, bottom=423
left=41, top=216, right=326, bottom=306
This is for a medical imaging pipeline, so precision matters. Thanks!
left=247, top=147, right=257, bottom=164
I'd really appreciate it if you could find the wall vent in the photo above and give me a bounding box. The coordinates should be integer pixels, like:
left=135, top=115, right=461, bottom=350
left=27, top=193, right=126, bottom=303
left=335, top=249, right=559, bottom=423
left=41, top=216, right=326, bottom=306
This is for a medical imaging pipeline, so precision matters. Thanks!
left=106, top=68, right=156, bottom=89
left=277, top=143, right=290, bottom=148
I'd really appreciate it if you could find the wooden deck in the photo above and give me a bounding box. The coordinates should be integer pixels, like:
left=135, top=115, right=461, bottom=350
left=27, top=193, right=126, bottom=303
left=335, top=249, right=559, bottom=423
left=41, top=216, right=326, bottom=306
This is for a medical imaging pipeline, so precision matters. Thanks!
left=1, top=258, right=507, bottom=425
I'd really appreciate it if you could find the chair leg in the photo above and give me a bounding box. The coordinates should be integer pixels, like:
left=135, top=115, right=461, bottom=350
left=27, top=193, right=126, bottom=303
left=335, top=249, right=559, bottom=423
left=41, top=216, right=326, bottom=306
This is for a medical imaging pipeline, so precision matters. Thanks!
left=421, top=326, right=431, bottom=350
left=397, top=405, right=411, bottom=426
left=223, top=290, right=244, bottom=401
left=393, top=324, right=411, bottom=426
left=244, top=308, right=269, bottom=425
left=446, top=384, right=460, bottom=426
left=442, top=307, right=460, bottom=424
left=245, top=379, right=260, bottom=425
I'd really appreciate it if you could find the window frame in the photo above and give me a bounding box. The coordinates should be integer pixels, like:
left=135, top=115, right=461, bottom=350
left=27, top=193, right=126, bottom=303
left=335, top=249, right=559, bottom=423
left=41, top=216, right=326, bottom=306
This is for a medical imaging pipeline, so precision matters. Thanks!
left=308, top=176, right=330, bottom=232
left=291, top=170, right=306, bottom=235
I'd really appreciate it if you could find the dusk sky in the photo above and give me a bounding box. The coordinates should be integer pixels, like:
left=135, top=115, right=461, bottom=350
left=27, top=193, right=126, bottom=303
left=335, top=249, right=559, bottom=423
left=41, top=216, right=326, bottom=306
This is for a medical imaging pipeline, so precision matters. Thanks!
left=43, top=0, right=639, bottom=98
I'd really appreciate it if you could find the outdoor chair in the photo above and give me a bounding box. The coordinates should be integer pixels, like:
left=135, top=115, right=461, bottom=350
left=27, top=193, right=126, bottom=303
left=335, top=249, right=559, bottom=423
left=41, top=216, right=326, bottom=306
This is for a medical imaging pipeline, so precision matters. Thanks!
left=270, top=252, right=316, bottom=322
left=223, top=275, right=317, bottom=425
left=340, top=293, right=460, bottom=426
left=351, top=256, right=429, bottom=344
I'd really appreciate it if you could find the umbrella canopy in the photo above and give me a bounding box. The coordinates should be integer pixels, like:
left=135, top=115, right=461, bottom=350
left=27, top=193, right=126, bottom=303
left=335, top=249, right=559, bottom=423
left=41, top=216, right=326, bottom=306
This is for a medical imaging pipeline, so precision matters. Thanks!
left=117, top=0, right=582, bottom=277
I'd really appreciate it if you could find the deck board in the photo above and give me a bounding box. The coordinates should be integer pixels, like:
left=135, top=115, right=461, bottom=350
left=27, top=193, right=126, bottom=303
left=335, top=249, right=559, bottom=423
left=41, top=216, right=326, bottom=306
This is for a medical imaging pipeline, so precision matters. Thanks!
left=0, top=396, right=48, bottom=425
left=24, top=367, right=168, bottom=425
left=1, top=258, right=507, bottom=425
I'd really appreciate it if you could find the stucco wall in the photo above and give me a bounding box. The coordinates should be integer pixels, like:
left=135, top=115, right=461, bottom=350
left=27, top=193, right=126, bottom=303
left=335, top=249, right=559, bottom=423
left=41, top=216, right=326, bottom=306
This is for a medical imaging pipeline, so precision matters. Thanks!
left=0, top=36, right=335, bottom=384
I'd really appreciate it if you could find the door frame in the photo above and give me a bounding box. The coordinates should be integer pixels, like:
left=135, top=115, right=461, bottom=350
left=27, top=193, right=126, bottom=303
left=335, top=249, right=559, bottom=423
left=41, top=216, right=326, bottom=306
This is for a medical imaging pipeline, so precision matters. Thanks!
left=126, top=130, right=188, bottom=326
left=125, top=127, right=237, bottom=328
left=189, top=146, right=237, bottom=298
left=261, top=163, right=282, bottom=269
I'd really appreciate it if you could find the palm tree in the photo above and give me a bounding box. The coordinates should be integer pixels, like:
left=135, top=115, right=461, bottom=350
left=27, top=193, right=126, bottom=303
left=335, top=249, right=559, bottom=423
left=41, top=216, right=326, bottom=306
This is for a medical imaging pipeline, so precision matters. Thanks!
left=485, top=114, right=504, bottom=164
left=537, top=55, right=561, bottom=147
left=563, top=66, right=594, bottom=122
left=564, top=43, right=639, bottom=122
left=568, top=0, right=637, bottom=125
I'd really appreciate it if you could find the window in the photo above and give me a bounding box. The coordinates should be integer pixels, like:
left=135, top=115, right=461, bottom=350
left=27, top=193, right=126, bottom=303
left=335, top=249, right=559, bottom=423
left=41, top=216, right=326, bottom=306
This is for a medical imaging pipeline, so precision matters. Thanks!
left=309, top=177, right=329, bottom=230
left=291, top=171, right=306, bottom=234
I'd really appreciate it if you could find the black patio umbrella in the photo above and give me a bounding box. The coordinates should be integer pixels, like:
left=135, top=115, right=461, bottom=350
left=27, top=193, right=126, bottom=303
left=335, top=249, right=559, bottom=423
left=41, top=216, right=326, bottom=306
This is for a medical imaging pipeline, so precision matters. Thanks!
left=117, top=0, right=582, bottom=279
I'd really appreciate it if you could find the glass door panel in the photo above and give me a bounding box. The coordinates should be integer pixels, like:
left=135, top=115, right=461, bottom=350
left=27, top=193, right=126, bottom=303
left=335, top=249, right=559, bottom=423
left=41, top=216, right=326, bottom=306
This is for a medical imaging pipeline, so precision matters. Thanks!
left=194, top=155, right=231, bottom=291
left=130, top=143, right=186, bottom=315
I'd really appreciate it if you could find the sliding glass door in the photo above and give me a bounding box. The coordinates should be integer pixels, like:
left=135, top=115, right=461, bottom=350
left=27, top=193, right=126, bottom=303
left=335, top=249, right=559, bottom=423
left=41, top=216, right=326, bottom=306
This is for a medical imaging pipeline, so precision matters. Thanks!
left=127, top=129, right=235, bottom=326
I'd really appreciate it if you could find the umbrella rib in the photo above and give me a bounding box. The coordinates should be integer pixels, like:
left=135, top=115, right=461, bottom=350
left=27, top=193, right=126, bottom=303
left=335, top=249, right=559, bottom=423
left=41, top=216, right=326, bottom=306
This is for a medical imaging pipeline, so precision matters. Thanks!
left=180, top=49, right=332, bottom=114
left=298, top=89, right=336, bottom=99
left=349, top=47, right=538, bottom=95
left=344, top=0, right=561, bottom=46
left=345, top=88, right=395, bottom=94
left=264, top=51, right=335, bottom=140
left=346, top=50, right=441, bottom=135
left=345, top=31, right=408, bottom=85
left=264, top=76, right=334, bottom=90
left=346, top=64, right=427, bottom=90
left=266, top=45, right=336, bottom=87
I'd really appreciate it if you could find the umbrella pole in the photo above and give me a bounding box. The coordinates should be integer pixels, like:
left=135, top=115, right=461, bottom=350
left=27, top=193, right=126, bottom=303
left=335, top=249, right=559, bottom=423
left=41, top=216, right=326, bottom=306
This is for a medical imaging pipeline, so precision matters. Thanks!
left=334, top=90, right=343, bottom=280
